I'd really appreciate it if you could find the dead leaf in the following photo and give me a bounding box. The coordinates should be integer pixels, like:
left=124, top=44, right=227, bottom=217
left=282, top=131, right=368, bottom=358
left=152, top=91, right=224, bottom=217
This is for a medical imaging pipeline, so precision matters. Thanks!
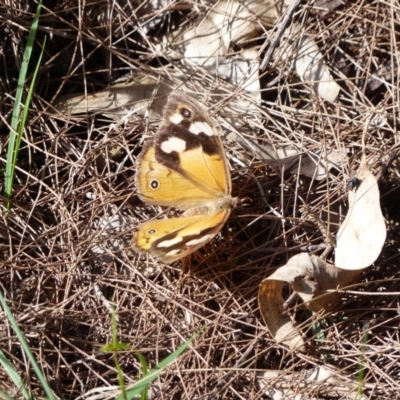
left=54, top=71, right=178, bottom=121
left=216, top=48, right=261, bottom=94
left=287, top=148, right=344, bottom=179
left=181, top=0, right=281, bottom=68
left=248, top=142, right=344, bottom=180
left=258, top=253, right=360, bottom=349
left=335, top=158, right=387, bottom=270
left=172, top=1, right=287, bottom=95
left=256, top=365, right=370, bottom=399
left=259, top=278, right=305, bottom=351
left=280, top=24, right=340, bottom=102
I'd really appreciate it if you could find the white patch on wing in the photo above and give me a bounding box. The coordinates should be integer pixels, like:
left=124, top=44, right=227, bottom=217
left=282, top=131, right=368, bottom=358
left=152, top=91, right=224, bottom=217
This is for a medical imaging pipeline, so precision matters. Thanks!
left=160, top=137, right=187, bottom=153
left=186, top=233, right=215, bottom=246
left=165, top=249, right=182, bottom=258
left=170, top=113, right=184, bottom=125
left=157, top=236, right=183, bottom=248
left=189, top=121, right=214, bottom=136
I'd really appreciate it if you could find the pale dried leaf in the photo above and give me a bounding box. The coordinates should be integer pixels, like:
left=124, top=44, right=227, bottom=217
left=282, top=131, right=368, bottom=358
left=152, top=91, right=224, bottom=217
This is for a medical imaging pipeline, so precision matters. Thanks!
left=181, top=1, right=280, bottom=74
left=250, top=142, right=344, bottom=179
left=280, top=24, right=340, bottom=102
left=257, top=365, right=369, bottom=399
left=259, top=278, right=305, bottom=351
left=335, top=159, right=387, bottom=270
left=295, top=36, right=340, bottom=102
left=166, top=1, right=290, bottom=97
left=54, top=71, right=178, bottom=121
left=258, top=253, right=360, bottom=349
left=288, top=148, right=344, bottom=179
left=216, top=48, right=261, bottom=93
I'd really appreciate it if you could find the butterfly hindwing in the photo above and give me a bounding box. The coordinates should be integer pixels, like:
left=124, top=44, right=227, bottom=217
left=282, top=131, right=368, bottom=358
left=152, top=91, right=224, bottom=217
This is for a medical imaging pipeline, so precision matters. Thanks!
left=134, top=210, right=231, bottom=263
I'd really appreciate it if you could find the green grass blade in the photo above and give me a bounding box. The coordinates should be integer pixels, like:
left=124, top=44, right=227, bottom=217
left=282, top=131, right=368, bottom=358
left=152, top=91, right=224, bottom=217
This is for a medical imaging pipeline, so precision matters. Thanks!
left=0, top=350, right=32, bottom=400
left=4, top=0, right=43, bottom=204
left=0, top=389, right=18, bottom=400
left=102, top=307, right=150, bottom=399
left=15, top=35, right=46, bottom=176
left=117, top=331, right=200, bottom=400
left=0, top=290, right=56, bottom=400
left=135, top=352, right=148, bottom=400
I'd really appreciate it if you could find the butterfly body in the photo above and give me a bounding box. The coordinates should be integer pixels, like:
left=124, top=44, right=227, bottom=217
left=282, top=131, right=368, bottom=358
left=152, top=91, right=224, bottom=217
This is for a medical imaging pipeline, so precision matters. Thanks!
left=134, top=91, right=237, bottom=263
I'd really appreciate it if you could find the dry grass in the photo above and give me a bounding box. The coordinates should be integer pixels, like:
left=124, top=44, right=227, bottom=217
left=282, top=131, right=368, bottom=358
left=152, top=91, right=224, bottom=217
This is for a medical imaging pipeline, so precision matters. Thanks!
left=1, top=0, right=400, bottom=399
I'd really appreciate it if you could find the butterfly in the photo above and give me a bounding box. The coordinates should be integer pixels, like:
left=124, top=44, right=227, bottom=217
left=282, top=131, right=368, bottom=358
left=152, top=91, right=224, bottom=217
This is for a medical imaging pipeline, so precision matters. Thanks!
left=133, top=91, right=239, bottom=263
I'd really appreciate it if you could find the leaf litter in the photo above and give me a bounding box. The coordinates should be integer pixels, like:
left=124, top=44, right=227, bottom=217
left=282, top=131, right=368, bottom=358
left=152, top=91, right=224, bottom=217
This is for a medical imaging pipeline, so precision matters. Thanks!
left=1, top=1, right=399, bottom=399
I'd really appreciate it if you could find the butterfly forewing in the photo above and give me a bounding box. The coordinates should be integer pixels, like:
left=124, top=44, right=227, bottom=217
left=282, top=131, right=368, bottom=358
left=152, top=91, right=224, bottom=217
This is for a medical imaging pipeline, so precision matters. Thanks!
left=136, top=143, right=228, bottom=210
left=154, top=91, right=231, bottom=195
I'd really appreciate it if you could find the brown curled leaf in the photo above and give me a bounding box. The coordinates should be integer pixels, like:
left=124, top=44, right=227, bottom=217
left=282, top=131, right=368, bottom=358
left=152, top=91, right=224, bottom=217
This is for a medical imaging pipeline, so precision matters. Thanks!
left=258, top=253, right=360, bottom=350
